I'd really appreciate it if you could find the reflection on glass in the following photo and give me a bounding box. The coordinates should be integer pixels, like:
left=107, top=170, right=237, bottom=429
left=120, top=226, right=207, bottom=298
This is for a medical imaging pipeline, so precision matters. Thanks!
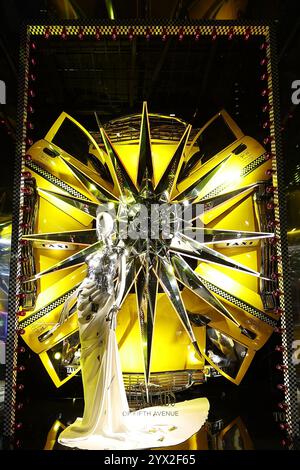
left=52, top=117, right=113, bottom=182
left=47, top=331, right=81, bottom=381
left=206, top=327, right=247, bottom=379
left=197, top=114, right=236, bottom=165
left=0, top=221, right=11, bottom=419
left=178, top=114, right=236, bottom=183
left=220, top=424, right=243, bottom=450
left=53, top=118, right=91, bottom=165
left=206, top=417, right=253, bottom=450
left=0, top=312, right=7, bottom=341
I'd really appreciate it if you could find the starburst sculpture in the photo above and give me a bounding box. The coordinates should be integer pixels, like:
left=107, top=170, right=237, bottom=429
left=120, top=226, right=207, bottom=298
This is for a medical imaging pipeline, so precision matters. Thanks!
left=21, top=103, right=276, bottom=387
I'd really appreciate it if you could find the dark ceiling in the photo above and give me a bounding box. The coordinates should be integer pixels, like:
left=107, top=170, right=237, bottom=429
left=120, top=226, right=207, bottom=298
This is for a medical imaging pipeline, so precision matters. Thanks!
left=32, top=34, right=263, bottom=134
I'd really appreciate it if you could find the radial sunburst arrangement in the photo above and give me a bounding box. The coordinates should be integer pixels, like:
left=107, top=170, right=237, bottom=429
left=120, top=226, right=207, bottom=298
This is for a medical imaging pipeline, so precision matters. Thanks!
left=21, top=102, right=278, bottom=387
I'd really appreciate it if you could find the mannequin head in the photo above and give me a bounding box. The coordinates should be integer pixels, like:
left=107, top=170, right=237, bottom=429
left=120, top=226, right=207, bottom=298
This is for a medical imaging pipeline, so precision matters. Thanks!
left=96, top=211, right=114, bottom=244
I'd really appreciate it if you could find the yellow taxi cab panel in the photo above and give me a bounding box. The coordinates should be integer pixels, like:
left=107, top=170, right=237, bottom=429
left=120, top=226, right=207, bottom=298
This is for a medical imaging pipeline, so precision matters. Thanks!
left=18, top=107, right=276, bottom=389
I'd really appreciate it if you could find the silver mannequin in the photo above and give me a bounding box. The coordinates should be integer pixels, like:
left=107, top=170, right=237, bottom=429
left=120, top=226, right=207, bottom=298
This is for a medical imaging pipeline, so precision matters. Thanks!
left=78, top=211, right=127, bottom=330
left=57, top=212, right=210, bottom=449
left=42, top=211, right=126, bottom=340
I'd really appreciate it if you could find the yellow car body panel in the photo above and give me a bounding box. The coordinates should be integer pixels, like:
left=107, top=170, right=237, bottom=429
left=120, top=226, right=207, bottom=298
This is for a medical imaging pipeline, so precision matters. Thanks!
left=17, top=109, right=274, bottom=388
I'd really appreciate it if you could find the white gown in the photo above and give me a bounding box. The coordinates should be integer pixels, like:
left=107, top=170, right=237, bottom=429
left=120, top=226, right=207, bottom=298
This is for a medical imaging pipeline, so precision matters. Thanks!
left=58, top=276, right=209, bottom=450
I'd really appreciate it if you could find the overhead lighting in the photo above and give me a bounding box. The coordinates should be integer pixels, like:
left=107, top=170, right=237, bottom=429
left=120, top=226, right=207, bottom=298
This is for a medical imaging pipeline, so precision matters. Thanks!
left=105, top=0, right=115, bottom=20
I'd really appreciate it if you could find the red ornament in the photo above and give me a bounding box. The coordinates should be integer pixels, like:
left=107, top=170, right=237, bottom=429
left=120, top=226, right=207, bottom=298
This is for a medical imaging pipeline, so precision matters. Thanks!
left=260, top=41, right=269, bottom=50
left=16, top=402, right=24, bottom=411
left=30, top=58, right=36, bottom=66
left=78, top=27, right=84, bottom=40
left=271, top=272, right=281, bottom=279
left=162, top=28, right=168, bottom=41
left=19, top=255, right=29, bottom=262
left=15, top=423, right=23, bottom=430
left=278, top=402, right=288, bottom=410
left=61, top=26, right=67, bottom=40
left=26, top=138, right=33, bottom=146
left=128, top=28, right=134, bottom=41
left=44, top=27, right=50, bottom=39
left=274, top=326, right=285, bottom=334
left=195, top=28, right=200, bottom=41
left=20, top=205, right=31, bottom=214
left=95, top=27, right=101, bottom=40
left=267, top=220, right=279, bottom=228
left=281, top=438, right=292, bottom=447
left=276, top=383, right=287, bottom=392
left=261, top=88, right=270, bottom=97
left=260, top=73, right=269, bottom=81
left=16, top=310, right=26, bottom=317
left=266, top=186, right=276, bottom=193
left=30, top=73, right=36, bottom=82
left=262, top=103, right=272, bottom=112
left=276, top=364, right=288, bottom=371
left=28, top=105, right=34, bottom=114
left=21, top=171, right=32, bottom=178
left=244, top=27, right=251, bottom=40
left=178, top=28, right=184, bottom=41
left=264, top=152, right=274, bottom=160
left=16, top=292, right=26, bottom=299
left=112, top=28, right=117, bottom=41
left=21, top=187, right=32, bottom=196
left=274, top=308, right=284, bottom=316
left=273, top=289, right=283, bottom=297
left=145, top=27, right=151, bottom=41
left=17, top=329, right=26, bottom=336
left=228, top=28, right=234, bottom=40
left=279, top=423, right=289, bottom=430
left=14, top=384, right=25, bottom=392
left=263, top=135, right=273, bottom=145
left=271, top=254, right=281, bottom=261
left=269, top=236, right=279, bottom=245
left=275, top=345, right=285, bottom=352
left=263, top=121, right=270, bottom=130
left=263, top=120, right=272, bottom=129
left=260, top=57, right=268, bottom=66
left=211, top=27, right=217, bottom=41
left=29, top=89, right=36, bottom=98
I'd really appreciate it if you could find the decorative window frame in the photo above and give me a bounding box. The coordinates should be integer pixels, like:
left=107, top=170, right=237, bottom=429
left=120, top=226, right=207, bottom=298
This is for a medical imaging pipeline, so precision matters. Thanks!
left=4, top=21, right=298, bottom=447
